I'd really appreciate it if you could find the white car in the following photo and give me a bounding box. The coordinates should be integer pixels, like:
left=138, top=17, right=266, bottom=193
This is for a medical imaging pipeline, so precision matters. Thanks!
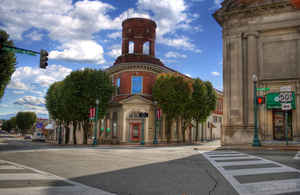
left=32, top=132, right=45, bottom=142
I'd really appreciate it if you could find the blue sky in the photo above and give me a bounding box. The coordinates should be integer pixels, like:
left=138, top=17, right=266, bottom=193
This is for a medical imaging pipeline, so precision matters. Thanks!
left=0, top=0, right=223, bottom=119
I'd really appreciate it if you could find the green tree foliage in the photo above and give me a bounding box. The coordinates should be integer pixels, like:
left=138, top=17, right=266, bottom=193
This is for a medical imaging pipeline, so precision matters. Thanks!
left=45, top=68, right=114, bottom=144
left=0, top=30, right=16, bottom=99
left=2, top=116, right=17, bottom=133
left=153, top=74, right=217, bottom=143
left=152, top=74, right=191, bottom=143
left=16, top=112, right=37, bottom=134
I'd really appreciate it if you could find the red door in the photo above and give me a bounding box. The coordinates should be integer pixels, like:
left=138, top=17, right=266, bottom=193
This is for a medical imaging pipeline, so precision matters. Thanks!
left=131, top=123, right=140, bottom=141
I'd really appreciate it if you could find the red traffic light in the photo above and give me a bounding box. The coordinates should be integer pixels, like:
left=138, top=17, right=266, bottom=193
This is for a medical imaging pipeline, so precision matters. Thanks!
left=256, top=96, right=265, bottom=104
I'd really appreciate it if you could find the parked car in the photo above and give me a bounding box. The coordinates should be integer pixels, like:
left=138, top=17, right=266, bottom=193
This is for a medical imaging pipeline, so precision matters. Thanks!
left=32, top=132, right=45, bottom=142
left=24, top=135, right=32, bottom=140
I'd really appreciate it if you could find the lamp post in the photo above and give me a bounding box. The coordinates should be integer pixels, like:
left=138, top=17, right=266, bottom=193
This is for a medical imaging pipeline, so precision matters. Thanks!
left=153, top=101, right=158, bottom=144
left=252, top=74, right=261, bottom=147
left=93, top=99, right=99, bottom=145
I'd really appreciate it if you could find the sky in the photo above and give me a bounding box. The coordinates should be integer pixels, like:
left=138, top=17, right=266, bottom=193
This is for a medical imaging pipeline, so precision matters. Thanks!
left=0, top=0, right=223, bottom=119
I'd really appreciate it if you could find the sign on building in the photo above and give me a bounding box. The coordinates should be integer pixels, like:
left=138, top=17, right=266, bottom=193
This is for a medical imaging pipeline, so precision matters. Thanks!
left=266, top=92, right=296, bottom=110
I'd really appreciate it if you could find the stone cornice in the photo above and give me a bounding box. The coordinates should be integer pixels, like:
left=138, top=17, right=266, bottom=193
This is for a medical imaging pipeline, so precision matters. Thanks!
left=214, top=0, right=294, bottom=26
left=105, top=62, right=173, bottom=75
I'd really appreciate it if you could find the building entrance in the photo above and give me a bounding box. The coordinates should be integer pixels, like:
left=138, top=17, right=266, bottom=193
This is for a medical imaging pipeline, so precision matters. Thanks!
left=273, top=110, right=293, bottom=140
left=131, top=123, right=141, bottom=142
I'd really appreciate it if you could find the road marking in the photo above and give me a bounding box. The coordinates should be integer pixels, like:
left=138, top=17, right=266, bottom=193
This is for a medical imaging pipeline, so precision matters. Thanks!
left=0, top=159, right=115, bottom=195
left=294, top=151, right=300, bottom=160
left=203, top=151, right=300, bottom=195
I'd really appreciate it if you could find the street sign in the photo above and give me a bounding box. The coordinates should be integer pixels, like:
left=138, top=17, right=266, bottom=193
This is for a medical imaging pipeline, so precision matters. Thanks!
left=280, top=86, right=292, bottom=92
left=256, top=88, right=270, bottom=91
left=2, top=46, right=38, bottom=56
left=282, top=103, right=292, bottom=110
left=36, top=122, right=43, bottom=129
left=279, top=92, right=293, bottom=103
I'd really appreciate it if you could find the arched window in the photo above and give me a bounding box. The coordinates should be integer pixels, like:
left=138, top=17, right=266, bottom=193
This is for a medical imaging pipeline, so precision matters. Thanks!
left=143, top=41, right=150, bottom=55
left=129, top=41, right=134, bottom=54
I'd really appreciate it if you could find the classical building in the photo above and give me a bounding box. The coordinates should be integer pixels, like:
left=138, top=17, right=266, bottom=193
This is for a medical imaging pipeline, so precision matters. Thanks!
left=214, top=0, right=300, bottom=145
left=97, top=18, right=223, bottom=144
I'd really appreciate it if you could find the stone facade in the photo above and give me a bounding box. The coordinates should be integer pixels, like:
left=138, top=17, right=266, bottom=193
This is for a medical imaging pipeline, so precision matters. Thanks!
left=214, top=0, right=300, bottom=145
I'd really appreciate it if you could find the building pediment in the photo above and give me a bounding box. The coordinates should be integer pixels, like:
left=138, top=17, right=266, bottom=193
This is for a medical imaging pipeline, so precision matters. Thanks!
left=119, top=95, right=153, bottom=105
left=214, top=0, right=293, bottom=25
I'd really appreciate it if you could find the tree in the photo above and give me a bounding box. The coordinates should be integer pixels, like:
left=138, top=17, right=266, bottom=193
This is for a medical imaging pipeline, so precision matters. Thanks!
left=16, top=112, right=37, bottom=134
left=152, top=73, right=191, bottom=143
left=192, top=79, right=217, bottom=141
left=0, top=30, right=16, bottom=99
left=46, top=68, right=114, bottom=144
left=2, top=116, right=17, bottom=133
left=191, top=78, right=207, bottom=142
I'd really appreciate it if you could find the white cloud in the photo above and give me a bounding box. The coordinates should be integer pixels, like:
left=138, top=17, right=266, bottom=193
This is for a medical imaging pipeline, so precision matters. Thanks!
left=14, top=96, right=45, bottom=107
left=8, top=65, right=72, bottom=94
left=0, top=0, right=116, bottom=42
left=24, top=30, right=43, bottom=41
left=49, top=40, right=105, bottom=64
left=7, top=80, right=29, bottom=90
left=211, top=71, right=220, bottom=76
left=12, top=91, right=25, bottom=95
left=162, top=37, right=202, bottom=53
left=107, top=31, right=122, bottom=39
left=107, top=44, right=121, bottom=59
left=165, top=51, right=187, bottom=59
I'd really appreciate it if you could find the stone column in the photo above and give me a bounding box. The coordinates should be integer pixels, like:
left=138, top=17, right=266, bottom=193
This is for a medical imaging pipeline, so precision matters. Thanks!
left=244, top=32, right=259, bottom=127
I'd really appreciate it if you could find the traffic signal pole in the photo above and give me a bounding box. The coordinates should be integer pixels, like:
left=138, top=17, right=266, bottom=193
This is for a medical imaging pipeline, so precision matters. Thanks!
left=0, top=43, right=48, bottom=69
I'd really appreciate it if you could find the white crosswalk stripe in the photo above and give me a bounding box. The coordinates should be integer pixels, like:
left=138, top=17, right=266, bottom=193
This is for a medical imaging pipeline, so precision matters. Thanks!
left=0, top=159, right=115, bottom=195
left=294, top=151, right=300, bottom=160
left=203, top=150, right=300, bottom=195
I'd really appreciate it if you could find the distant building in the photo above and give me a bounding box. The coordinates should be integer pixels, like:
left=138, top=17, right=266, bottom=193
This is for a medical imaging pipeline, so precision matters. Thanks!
left=214, top=0, right=300, bottom=145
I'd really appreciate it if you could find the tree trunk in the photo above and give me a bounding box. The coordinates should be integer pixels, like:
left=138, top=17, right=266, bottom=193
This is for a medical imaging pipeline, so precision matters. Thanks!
left=64, top=122, right=70, bottom=144
left=166, top=118, right=172, bottom=143
left=195, top=120, right=199, bottom=142
left=181, top=119, right=186, bottom=143
left=82, top=121, right=88, bottom=144
left=201, top=121, right=204, bottom=141
left=73, top=121, right=77, bottom=145
left=189, top=125, right=192, bottom=144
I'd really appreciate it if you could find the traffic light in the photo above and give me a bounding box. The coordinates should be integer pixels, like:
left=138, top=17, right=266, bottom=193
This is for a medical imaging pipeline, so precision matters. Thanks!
left=256, top=96, right=265, bottom=105
left=39, top=49, right=48, bottom=69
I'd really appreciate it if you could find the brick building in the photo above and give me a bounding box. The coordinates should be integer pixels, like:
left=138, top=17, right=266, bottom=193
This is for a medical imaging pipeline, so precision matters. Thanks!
left=99, top=18, right=223, bottom=144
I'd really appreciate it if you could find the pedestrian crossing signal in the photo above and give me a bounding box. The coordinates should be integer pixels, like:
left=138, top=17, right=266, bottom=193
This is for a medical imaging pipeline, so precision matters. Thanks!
left=256, top=96, right=265, bottom=105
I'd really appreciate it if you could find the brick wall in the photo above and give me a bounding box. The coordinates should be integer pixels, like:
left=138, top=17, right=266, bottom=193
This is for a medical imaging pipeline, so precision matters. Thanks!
left=113, top=71, right=157, bottom=101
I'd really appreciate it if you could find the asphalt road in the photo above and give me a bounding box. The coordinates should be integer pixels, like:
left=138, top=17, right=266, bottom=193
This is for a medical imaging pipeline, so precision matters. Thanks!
left=0, top=136, right=299, bottom=195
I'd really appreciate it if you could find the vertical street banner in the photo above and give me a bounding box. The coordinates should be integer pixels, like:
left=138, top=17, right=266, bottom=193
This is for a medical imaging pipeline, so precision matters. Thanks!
left=89, top=107, right=95, bottom=120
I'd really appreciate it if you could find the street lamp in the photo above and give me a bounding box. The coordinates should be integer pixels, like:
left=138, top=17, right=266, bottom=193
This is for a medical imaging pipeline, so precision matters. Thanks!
left=153, top=101, right=158, bottom=144
left=93, top=99, right=99, bottom=145
left=252, top=74, right=261, bottom=147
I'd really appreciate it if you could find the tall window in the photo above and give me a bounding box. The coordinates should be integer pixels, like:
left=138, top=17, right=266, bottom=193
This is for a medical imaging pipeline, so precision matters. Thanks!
left=116, top=78, right=120, bottom=95
left=143, top=41, right=150, bottom=55
left=131, top=76, right=143, bottom=94
left=129, top=41, right=134, bottom=54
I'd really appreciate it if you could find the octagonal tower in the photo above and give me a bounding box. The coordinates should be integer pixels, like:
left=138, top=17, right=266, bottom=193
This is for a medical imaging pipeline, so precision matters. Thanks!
left=113, top=18, right=163, bottom=66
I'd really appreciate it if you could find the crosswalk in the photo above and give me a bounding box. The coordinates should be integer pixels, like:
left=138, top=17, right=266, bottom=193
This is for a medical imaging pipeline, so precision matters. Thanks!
left=203, top=150, right=300, bottom=195
left=294, top=151, right=300, bottom=160
left=0, top=159, right=115, bottom=195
